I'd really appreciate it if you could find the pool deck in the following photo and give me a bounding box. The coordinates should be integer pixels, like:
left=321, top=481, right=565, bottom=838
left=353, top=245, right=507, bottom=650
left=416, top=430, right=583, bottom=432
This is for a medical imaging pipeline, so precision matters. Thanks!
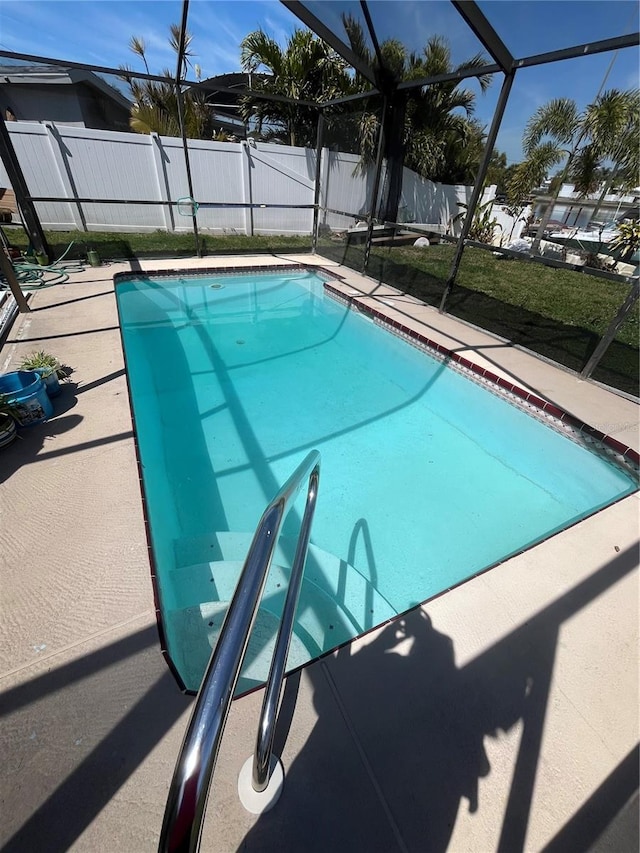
left=0, top=252, right=638, bottom=852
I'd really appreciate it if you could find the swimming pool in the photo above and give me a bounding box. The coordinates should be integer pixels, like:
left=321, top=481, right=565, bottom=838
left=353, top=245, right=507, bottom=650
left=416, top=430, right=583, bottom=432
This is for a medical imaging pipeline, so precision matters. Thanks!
left=116, top=267, right=638, bottom=692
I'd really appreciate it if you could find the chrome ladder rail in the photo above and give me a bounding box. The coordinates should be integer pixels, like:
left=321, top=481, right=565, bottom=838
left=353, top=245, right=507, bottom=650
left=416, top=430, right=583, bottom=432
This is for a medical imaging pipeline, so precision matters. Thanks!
left=159, top=450, right=321, bottom=853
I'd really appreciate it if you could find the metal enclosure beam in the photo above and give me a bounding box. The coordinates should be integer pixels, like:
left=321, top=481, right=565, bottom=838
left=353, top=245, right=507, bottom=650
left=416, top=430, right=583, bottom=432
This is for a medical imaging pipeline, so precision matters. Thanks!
left=440, top=71, right=515, bottom=312
left=514, top=32, right=640, bottom=69
left=0, top=47, right=322, bottom=107
left=451, top=0, right=514, bottom=72
left=396, top=63, right=500, bottom=91
left=174, top=0, right=201, bottom=257
left=363, top=96, right=388, bottom=274
left=360, top=1, right=385, bottom=71
left=321, top=89, right=380, bottom=107
left=0, top=119, right=50, bottom=260
left=0, top=49, right=176, bottom=85
left=581, top=279, right=640, bottom=379
left=189, top=78, right=320, bottom=109
left=0, top=250, right=30, bottom=313
left=312, top=113, right=324, bottom=254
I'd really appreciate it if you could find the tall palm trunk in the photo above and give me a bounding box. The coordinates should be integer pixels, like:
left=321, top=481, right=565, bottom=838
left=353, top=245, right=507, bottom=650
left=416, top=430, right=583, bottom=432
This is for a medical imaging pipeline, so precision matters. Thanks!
left=589, top=166, right=619, bottom=225
left=531, top=146, right=580, bottom=254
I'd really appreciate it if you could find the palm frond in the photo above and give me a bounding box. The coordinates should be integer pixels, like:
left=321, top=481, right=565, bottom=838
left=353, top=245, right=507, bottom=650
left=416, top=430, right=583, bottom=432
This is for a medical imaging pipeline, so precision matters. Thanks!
left=241, top=30, right=284, bottom=75
left=507, top=141, right=564, bottom=205
left=128, top=36, right=149, bottom=75
left=584, top=88, right=640, bottom=157
left=523, top=98, right=580, bottom=154
left=341, top=13, right=374, bottom=69
left=570, top=144, right=602, bottom=196
left=455, top=53, right=493, bottom=92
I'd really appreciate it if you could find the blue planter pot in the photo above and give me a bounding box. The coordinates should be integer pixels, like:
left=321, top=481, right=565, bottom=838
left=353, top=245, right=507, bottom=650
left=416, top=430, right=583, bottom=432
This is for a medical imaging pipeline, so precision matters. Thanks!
left=33, top=367, right=61, bottom=397
left=0, top=370, right=53, bottom=426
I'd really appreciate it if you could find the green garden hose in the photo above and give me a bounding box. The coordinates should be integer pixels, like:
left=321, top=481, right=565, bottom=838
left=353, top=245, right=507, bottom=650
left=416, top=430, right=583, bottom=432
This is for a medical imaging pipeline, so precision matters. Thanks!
left=1, top=241, right=88, bottom=289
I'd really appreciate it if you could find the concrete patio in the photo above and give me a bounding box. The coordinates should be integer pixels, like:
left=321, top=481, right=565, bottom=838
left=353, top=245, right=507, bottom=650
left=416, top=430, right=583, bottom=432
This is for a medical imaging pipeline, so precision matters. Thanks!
left=0, top=253, right=637, bottom=852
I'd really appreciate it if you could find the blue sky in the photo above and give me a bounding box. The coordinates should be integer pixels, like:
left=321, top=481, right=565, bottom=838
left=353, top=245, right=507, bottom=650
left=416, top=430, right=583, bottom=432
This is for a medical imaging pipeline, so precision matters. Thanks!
left=0, top=0, right=637, bottom=163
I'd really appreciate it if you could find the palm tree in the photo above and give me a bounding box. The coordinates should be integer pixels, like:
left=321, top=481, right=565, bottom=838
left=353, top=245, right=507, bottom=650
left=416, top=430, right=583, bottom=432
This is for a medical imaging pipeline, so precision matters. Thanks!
left=121, top=28, right=213, bottom=139
left=505, top=141, right=564, bottom=206
left=239, top=29, right=351, bottom=146
left=586, top=90, right=640, bottom=223
left=400, top=36, right=492, bottom=183
left=340, top=18, right=493, bottom=220
left=510, top=89, right=639, bottom=253
left=127, top=76, right=211, bottom=137
left=239, top=22, right=492, bottom=195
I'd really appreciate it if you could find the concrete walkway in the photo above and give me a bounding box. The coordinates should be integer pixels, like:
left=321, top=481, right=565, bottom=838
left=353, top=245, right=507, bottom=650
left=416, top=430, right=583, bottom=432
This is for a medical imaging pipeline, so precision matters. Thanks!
left=0, top=254, right=637, bottom=852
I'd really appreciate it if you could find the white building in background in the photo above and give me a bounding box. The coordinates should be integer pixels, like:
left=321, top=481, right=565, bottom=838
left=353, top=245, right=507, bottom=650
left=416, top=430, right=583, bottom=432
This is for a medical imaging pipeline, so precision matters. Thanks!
left=532, top=182, right=639, bottom=230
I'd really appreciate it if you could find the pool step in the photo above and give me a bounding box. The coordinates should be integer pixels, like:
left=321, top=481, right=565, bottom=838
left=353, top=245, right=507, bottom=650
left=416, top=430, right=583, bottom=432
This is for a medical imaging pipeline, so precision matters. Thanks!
left=166, top=558, right=367, bottom=692
left=169, top=558, right=367, bottom=646
left=164, top=598, right=312, bottom=694
left=173, top=530, right=289, bottom=570
left=164, top=535, right=398, bottom=692
left=172, top=531, right=397, bottom=630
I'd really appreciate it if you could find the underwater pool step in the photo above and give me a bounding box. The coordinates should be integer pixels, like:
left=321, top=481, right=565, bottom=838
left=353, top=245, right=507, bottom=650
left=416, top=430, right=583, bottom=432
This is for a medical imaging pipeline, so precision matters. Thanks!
left=164, top=600, right=313, bottom=694
left=164, top=546, right=398, bottom=693
left=171, top=532, right=398, bottom=630
left=173, top=530, right=282, bottom=569
left=165, top=559, right=364, bottom=693
left=169, top=559, right=295, bottom=609
left=168, top=559, right=365, bottom=654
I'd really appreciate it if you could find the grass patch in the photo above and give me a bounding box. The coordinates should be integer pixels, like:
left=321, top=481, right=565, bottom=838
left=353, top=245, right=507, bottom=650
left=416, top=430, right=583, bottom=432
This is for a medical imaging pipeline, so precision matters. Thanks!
left=5, top=227, right=312, bottom=260
left=319, top=238, right=638, bottom=397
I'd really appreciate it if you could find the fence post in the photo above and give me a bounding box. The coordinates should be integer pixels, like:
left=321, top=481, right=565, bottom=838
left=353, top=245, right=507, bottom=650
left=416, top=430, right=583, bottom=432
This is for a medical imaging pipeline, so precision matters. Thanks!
left=319, top=147, right=329, bottom=229
left=241, top=141, right=254, bottom=237
left=150, top=133, right=175, bottom=232
left=44, top=123, right=86, bottom=231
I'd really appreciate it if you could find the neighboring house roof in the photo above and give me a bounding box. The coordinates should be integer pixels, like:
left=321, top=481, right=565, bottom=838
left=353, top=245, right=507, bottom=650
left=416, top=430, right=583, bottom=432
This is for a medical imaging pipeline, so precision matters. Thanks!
left=194, top=72, right=267, bottom=103
left=0, top=65, right=132, bottom=130
left=188, top=72, right=271, bottom=137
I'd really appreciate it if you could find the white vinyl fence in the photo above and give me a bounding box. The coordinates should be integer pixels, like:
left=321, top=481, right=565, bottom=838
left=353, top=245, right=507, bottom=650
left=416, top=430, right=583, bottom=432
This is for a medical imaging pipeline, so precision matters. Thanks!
left=0, top=121, right=519, bottom=237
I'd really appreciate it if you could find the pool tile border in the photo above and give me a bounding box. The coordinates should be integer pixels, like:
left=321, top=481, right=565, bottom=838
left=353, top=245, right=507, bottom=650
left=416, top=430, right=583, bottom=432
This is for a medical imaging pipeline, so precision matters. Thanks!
left=323, top=282, right=639, bottom=478
left=113, top=262, right=339, bottom=285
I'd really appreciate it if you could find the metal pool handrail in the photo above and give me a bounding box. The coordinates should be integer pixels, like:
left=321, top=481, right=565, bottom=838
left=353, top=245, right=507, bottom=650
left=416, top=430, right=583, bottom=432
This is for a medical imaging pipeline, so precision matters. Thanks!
left=159, top=450, right=321, bottom=853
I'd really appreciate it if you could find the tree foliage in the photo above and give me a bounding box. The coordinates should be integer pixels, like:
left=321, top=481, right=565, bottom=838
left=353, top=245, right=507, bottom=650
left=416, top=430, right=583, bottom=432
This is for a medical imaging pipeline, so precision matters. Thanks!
left=239, top=20, right=493, bottom=185
left=340, top=18, right=493, bottom=185
left=121, top=29, right=213, bottom=139
left=239, top=29, right=349, bottom=146
left=608, top=219, right=640, bottom=263
left=507, top=88, right=640, bottom=231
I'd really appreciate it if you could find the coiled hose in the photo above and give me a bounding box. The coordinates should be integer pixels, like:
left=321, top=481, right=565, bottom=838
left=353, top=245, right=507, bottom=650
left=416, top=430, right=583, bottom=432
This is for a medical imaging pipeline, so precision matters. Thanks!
left=1, top=241, right=87, bottom=289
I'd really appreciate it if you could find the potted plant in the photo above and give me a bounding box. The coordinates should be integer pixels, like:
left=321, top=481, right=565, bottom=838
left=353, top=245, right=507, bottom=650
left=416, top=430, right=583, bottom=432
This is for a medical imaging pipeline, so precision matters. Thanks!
left=19, top=351, right=67, bottom=397
left=608, top=219, right=640, bottom=266
left=0, top=393, right=19, bottom=448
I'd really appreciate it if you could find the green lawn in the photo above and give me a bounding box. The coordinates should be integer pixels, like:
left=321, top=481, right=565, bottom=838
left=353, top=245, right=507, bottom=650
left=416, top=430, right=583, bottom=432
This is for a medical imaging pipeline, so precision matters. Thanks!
left=5, top=227, right=312, bottom=259
left=319, top=239, right=639, bottom=397
left=388, top=243, right=636, bottom=347
left=6, top=227, right=638, bottom=396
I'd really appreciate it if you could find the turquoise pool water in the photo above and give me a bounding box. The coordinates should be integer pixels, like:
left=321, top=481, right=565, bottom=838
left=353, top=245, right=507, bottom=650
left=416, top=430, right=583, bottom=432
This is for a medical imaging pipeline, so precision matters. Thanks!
left=116, top=269, right=637, bottom=691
